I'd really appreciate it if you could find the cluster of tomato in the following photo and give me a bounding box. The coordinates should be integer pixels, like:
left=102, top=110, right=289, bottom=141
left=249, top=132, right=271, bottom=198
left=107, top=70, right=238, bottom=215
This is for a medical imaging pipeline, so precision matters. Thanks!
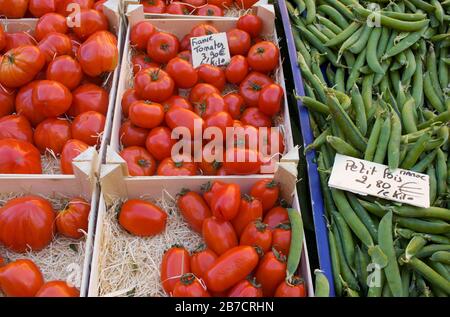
left=118, top=179, right=307, bottom=297
left=140, top=0, right=259, bottom=17
left=0, top=195, right=91, bottom=297
left=0, top=1, right=118, bottom=174
left=119, top=15, right=285, bottom=176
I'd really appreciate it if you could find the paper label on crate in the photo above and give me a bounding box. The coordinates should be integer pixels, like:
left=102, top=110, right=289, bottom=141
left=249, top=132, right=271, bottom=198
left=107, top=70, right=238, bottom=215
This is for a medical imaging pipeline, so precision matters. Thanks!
left=190, top=33, right=231, bottom=68
left=328, top=154, right=430, bottom=208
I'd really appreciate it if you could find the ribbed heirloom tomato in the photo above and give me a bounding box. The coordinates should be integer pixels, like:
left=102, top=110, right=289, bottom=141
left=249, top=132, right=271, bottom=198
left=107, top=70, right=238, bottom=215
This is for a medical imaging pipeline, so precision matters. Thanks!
left=237, top=14, right=262, bottom=38
left=161, top=245, right=190, bottom=294
left=57, top=0, right=94, bottom=16
left=32, top=80, right=73, bottom=117
left=70, top=83, right=109, bottom=116
left=0, top=25, right=5, bottom=51
left=240, top=220, right=272, bottom=252
left=227, top=28, right=251, bottom=56
left=0, top=259, right=44, bottom=297
left=46, top=55, right=83, bottom=90
left=121, top=88, right=140, bottom=117
left=0, top=196, right=55, bottom=252
left=202, top=217, right=238, bottom=255
left=4, top=32, right=36, bottom=51
left=166, top=57, right=198, bottom=89
left=228, top=277, right=263, bottom=297
left=38, top=32, right=73, bottom=63
left=247, top=41, right=279, bottom=73
left=275, top=277, right=307, bottom=297
left=119, top=146, right=156, bottom=176
left=225, top=55, right=249, bottom=84
left=56, top=197, right=90, bottom=239
left=134, top=67, right=175, bottom=102
left=60, top=139, right=89, bottom=174
left=35, top=281, right=80, bottom=297
left=15, top=82, right=46, bottom=127
left=255, top=249, right=287, bottom=296
left=120, top=120, right=148, bottom=147
left=0, top=139, right=42, bottom=174
left=119, top=199, right=167, bottom=236
left=0, top=87, right=15, bottom=117
left=73, top=9, right=109, bottom=40
left=231, top=195, right=263, bottom=236
left=177, top=190, right=211, bottom=233
left=147, top=32, right=179, bottom=64
left=207, top=0, right=232, bottom=9
left=0, top=0, right=29, bottom=18
left=197, top=4, right=223, bottom=17
left=142, top=0, right=166, bottom=13
left=250, top=179, right=280, bottom=212
left=235, top=0, right=259, bottom=10
left=239, top=71, right=273, bottom=107
left=145, top=126, right=175, bottom=161
left=210, top=183, right=241, bottom=221
left=156, top=157, right=198, bottom=176
left=35, top=13, right=68, bottom=41
left=166, top=3, right=194, bottom=16
left=0, top=114, right=33, bottom=143
left=71, top=111, right=106, bottom=146
left=172, top=274, right=210, bottom=297
left=130, top=21, right=156, bottom=51
left=78, top=31, right=118, bottom=77
left=190, top=246, right=217, bottom=279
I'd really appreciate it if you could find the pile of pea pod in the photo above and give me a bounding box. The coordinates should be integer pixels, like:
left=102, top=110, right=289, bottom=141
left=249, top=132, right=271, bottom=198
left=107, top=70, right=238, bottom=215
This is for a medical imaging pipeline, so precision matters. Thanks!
left=286, top=0, right=450, bottom=297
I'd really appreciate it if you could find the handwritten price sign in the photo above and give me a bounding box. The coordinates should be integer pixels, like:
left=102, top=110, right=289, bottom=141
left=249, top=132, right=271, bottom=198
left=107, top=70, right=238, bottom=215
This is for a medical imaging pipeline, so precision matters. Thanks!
left=329, top=154, right=430, bottom=208
left=191, top=33, right=231, bottom=68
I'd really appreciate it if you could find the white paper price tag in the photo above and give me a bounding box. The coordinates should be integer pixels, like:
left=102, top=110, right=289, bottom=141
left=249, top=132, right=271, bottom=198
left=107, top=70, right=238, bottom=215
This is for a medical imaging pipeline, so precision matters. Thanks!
left=328, top=154, right=430, bottom=208
left=190, top=32, right=231, bottom=68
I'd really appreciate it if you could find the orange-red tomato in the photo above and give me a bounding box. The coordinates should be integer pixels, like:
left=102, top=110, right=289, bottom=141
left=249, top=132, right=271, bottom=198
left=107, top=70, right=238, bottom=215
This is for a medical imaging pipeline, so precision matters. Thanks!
left=227, top=277, right=263, bottom=297
left=188, top=83, right=220, bottom=104
left=231, top=195, right=263, bottom=237
left=29, top=0, right=57, bottom=18
left=0, top=259, right=44, bottom=297
left=198, top=147, right=223, bottom=176
left=207, top=0, right=232, bottom=9
left=197, top=4, right=223, bottom=16
left=274, top=276, right=307, bottom=297
left=56, top=0, right=94, bottom=16
left=0, top=24, right=5, bottom=52
left=73, top=9, right=108, bottom=40
left=263, top=206, right=289, bottom=229
left=194, top=92, right=227, bottom=119
left=119, top=199, right=167, bottom=236
left=0, top=0, right=29, bottom=18
left=156, top=157, right=198, bottom=176
left=165, top=107, right=204, bottom=137
left=222, top=147, right=262, bottom=175
left=119, top=120, right=148, bottom=148
left=60, top=139, right=89, bottom=174
left=250, top=179, right=280, bottom=212
left=46, top=55, right=83, bottom=90
left=172, top=273, right=210, bottom=297
left=0, top=87, right=15, bottom=117
left=15, top=82, right=47, bottom=126
left=255, top=249, right=287, bottom=296
left=35, top=13, right=69, bottom=41
left=237, top=14, right=262, bottom=38
left=93, top=0, right=107, bottom=12
left=247, top=41, right=279, bottom=73
left=161, top=245, right=190, bottom=294
left=166, top=2, right=194, bottom=15
left=78, top=31, right=118, bottom=77
left=32, top=80, right=73, bottom=117
left=142, top=0, right=166, bottom=13
left=190, top=246, right=217, bottom=279
left=258, top=83, right=283, bottom=116
left=147, top=32, right=179, bottom=64
left=210, top=183, right=241, bottom=221
left=69, top=83, right=109, bottom=116
left=190, top=23, right=219, bottom=38
left=166, top=57, right=198, bottom=89
left=134, top=67, right=175, bottom=102
left=130, top=21, right=156, bottom=51
left=35, top=281, right=80, bottom=297
left=240, top=107, right=271, bottom=128
left=201, top=180, right=226, bottom=207
left=227, top=28, right=251, bottom=56
left=162, top=95, right=193, bottom=112
left=205, top=111, right=233, bottom=137
left=0, top=114, right=34, bottom=143
left=0, top=139, right=42, bottom=174
left=129, top=101, right=164, bottom=129
left=38, top=32, right=72, bottom=63
left=119, top=146, right=156, bottom=176
left=235, top=0, right=259, bottom=10
left=223, top=93, right=245, bottom=120
left=240, top=220, right=272, bottom=252
left=239, top=71, right=273, bottom=107
left=55, top=197, right=90, bottom=239
left=132, top=53, right=159, bottom=74
left=145, top=126, right=175, bottom=161
left=177, top=50, right=192, bottom=64
left=225, top=54, right=249, bottom=85
left=202, top=217, right=238, bottom=255
left=204, top=246, right=259, bottom=292
left=196, top=64, right=225, bottom=91
left=4, top=32, right=36, bottom=51
left=272, top=223, right=291, bottom=255
left=121, top=88, right=140, bottom=117
left=0, top=46, right=45, bottom=88
left=0, top=196, right=55, bottom=252
left=71, top=110, right=106, bottom=146
left=177, top=190, right=211, bottom=233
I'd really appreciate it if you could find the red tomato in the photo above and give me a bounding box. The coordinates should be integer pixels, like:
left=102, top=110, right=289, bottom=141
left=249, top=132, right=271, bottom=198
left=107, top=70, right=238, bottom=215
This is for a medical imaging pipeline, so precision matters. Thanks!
left=135, top=67, right=175, bottom=102
left=0, top=114, right=33, bottom=143
left=177, top=190, right=211, bottom=233
left=121, top=88, right=140, bottom=117
left=183, top=0, right=206, bottom=6
left=38, top=32, right=72, bottom=63
left=130, top=21, right=156, bottom=51
left=237, top=14, right=262, bottom=38
left=35, top=281, right=80, bottom=297
left=166, top=2, right=194, bottom=15
left=227, top=28, right=251, bottom=56
left=255, top=249, right=287, bottom=296
left=161, top=245, right=190, bottom=294
left=0, top=46, right=45, bottom=88
left=272, top=223, right=291, bottom=255
left=195, top=92, right=227, bottom=119
left=239, top=72, right=273, bottom=107
left=60, top=139, right=89, bottom=174
left=199, top=147, right=223, bottom=176
left=132, top=53, right=159, bottom=74
left=32, top=80, right=72, bottom=117
left=189, top=84, right=220, bottom=105
left=46, top=55, right=82, bottom=90
left=230, top=124, right=259, bottom=150
left=145, top=126, right=175, bottom=161
left=119, top=146, right=156, bottom=176
left=119, top=199, right=167, bottom=236
left=71, top=110, right=105, bottom=146
left=241, top=107, right=271, bottom=128
left=204, top=246, right=259, bottom=292
left=227, top=277, right=263, bottom=297
left=156, top=157, right=198, bottom=176
left=202, top=217, right=238, bottom=255
left=235, top=0, right=258, bottom=9
left=225, top=55, right=249, bottom=84
left=197, top=4, right=223, bottom=16
left=15, top=82, right=46, bottom=127
left=165, top=107, right=204, bottom=137
left=166, top=57, right=198, bottom=89
left=29, top=0, right=57, bottom=18
left=207, top=0, right=232, bottom=9
left=258, top=83, right=283, bottom=116
left=56, top=197, right=90, bottom=239
left=177, top=50, right=192, bottom=64
left=250, top=179, right=280, bottom=212
left=190, top=246, right=217, bottom=279
left=216, top=166, right=227, bottom=175
left=240, top=220, right=272, bottom=252
left=205, top=111, right=233, bottom=137
left=263, top=206, right=289, bottom=229
left=223, top=147, right=262, bottom=175
left=190, top=24, right=219, bottom=38
left=0, top=196, right=55, bottom=252
left=173, top=274, right=210, bottom=297
left=4, top=32, right=36, bottom=51
left=0, top=139, right=42, bottom=174
left=78, top=31, right=118, bottom=77
left=247, top=41, right=279, bottom=73
left=179, top=34, right=191, bottom=51
left=0, top=0, right=29, bottom=18
left=201, top=180, right=226, bottom=206
left=69, top=83, right=109, bottom=116
left=0, top=259, right=44, bottom=297
left=0, top=87, right=15, bottom=117
left=142, top=0, right=166, bottom=13
left=119, top=120, right=148, bottom=148
left=57, top=0, right=94, bottom=16
left=35, top=13, right=68, bottom=41
left=162, top=95, right=193, bottom=112
left=73, top=9, right=108, bottom=40
left=223, top=93, right=245, bottom=120
left=274, top=276, right=307, bottom=297
left=147, top=32, right=179, bottom=64
left=0, top=25, right=4, bottom=51
left=231, top=195, right=263, bottom=236
left=196, top=64, right=225, bottom=91
left=93, top=0, right=107, bottom=12
left=129, top=101, right=164, bottom=129
left=210, top=183, right=241, bottom=221
left=259, top=126, right=285, bottom=159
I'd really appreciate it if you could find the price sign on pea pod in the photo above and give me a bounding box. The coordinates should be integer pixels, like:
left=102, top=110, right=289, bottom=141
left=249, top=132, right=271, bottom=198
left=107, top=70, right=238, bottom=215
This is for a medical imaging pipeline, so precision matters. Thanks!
left=190, top=33, right=231, bottom=68
left=328, top=154, right=430, bottom=208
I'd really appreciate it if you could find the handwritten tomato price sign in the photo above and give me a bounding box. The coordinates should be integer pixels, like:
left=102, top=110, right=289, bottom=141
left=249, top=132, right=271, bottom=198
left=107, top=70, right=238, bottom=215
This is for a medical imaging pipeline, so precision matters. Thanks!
left=328, top=154, right=430, bottom=208
left=190, top=33, right=231, bottom=68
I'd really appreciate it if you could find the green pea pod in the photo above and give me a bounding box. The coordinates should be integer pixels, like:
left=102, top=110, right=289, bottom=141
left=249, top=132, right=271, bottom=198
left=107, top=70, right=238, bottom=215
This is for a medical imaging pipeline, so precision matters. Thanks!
left=387, top=111, right=401, bottom=170
left=351, top=84, right=367, bottom=136
left=333, top=225, right=361, bottom=291
left=428, top=165, right=437, bottom=205
left=291, top=28, right=312, bottom=67
left=325, top=64, right=335, bottom=86
left=411, top=54, right=424, bottom=108
left=325, top=21, right=361, bottom=47
left=436, top=149, right=448, bottom=198
left=430, top=251, right=450, bottom=265
left=297, top=54, right=327, bottom=103
left=382, top=27, right=428, bottom=60
left=295, top=25, right=339, bottom=66
left=304, top=0, right=316, bottom=25
left=373, top=115, right=391, bottom=164
left=364, top=115, right=383, bottom=162
left=417, top=110, right=450, bottom=129
left=438, top=46, right=448, bottom=90
left=314, top=269, right=330, bottom=297
left=401, top=49, right=416, bottom=86
left=361, top=75, right=374, bottom=115
left=357, top=199, right=387, bottom=218
left=347, top=193, right=378, bottom=243
left=332, top=211, right=356, bottom=269
left=317, top=4, right=349, bottom=29
left=428, top=260, right=450, bottom=281
left=346, top=49, right=367, bottom=91
left=298, top=96, right=330, bottom=115
left=355, top=245, right=370, bottom=295
left=327, top=227, right=343, bottom=296
left=326, top=136, right=361, bottom=158
left=416, top=244, right=450, bottom=258
left=395, top=217, right=450, bottom=235
left=400, top=132, right=431, bottom=169
left=317, top=15, right=343, bottom=34
left=401, top=97, right=418, bottom=134
left=411, top=150, right=437, bottom=173
left=401, top=267, right=411, bottom=297
left=405, top=236, right=427, bottom=260
left=408, top=0, right=436, bottom=13
left=431, top=0, right=444, bottom=25
left=334, top=67, right=345, bottom=92
left=426, top=46, right=445, bottom=100
left=286, top=208, right=304, bottom=280
left=403, top=257, right=450, bottom=295
left=318, top=152, right=338, bottom=217
left=382, top=11, right=427, bottom=21
left=305, top=128, right=330, bottom=153
left=349, top=24, right=373, bottom=55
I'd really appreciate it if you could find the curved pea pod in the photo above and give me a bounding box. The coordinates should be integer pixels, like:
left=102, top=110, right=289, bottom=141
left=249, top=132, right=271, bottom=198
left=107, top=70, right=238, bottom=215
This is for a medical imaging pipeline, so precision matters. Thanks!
left=411, top=53, right=424, bottom=108
left=400, top=132, right=430, bottom=169
left=428, top=165, right=437, bottom=205
left=351, top=84, right=367, bottom=136
left=366, top=27, right=385, bottom=74
left=325, top=22, right=361, bottom=47
left=347, top=193, right=378, bottom=243
left=332, top=225, right=360, bottom=291
left=305, top=128, right=330, bottom=153
left=332, top=211, right=355, bottom=269
left=395, top=217, right=450, bottom=235
left=382, top=27, right=428, bottom=60
left=417, top=110, right=450, bottom=130
left=373, top=115, right=391, bottom=164
left=317, top=4, right=349, bottom=29
left=416, top=244, right=450, bottom=258
left=346, top=49, right=367, bottom=91
left=364, top=115, right=383, bottom=162
left=326, top=136, right=361, bottom=158
left=314, top=269, right=330, bottom=297
left=349, top=24, right=373, bottom=55
left=393, top=205, right=450, bottom=222
left=295, top=25, right=339, bottom=66
left=428, top=260, right=450, bottom=281
left=286, top=208, right=304, bottom=280
left=327, top=227, right=343, bottom=296
left=411, top=150, right=438, bottom=173
left=297, top=96, right=330, bottom=115
left=304, top=0, right=316, bottom=24
left=387, top=111, right=402, bottom=170
left=401, top=97, right=418, bottom=134
left=430, top=251, right=450, bottom=265
left=405, top=236, right=427, bottom=260
left=354, top=245, right=370, bottom=295
left=436, top=149, right=448, bottom=198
